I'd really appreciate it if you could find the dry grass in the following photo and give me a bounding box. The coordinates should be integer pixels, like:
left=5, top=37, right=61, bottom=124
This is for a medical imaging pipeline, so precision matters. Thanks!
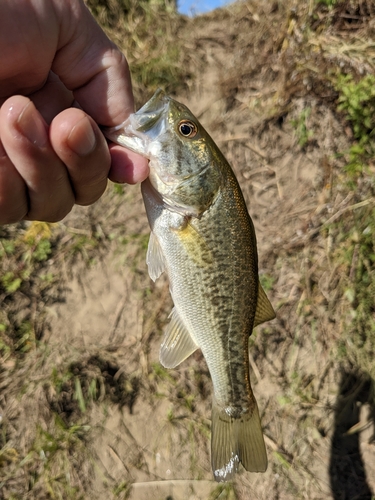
left=85, top=0, right=190, bottom=104
left=1, top=1, right=375, bottom=499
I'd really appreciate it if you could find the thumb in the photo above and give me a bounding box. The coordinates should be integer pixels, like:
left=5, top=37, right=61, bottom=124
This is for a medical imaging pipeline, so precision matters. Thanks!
left=53, top=0, right=134, bottom=127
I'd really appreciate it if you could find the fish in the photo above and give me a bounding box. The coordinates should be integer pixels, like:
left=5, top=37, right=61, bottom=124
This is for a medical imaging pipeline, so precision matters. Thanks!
left=104, top=89, right=275, bottom=482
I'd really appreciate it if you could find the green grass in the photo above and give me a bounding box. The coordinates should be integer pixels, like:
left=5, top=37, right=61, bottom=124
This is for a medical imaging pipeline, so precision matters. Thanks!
left=291, top=107, right=314, bottom=149
left=209, top=483, right=238, bottom=500
left=333, top=205, right=375, bottom=378
left=334, top=74, right=375, bottom=180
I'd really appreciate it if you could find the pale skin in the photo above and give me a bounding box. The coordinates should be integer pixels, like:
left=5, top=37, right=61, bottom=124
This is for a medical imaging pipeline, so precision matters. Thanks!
left=0, top=0, right=149, bottom=225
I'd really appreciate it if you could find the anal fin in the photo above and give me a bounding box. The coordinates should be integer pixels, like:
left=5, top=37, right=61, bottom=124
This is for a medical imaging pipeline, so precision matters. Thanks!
left=160, top=308, right=199, bottom=368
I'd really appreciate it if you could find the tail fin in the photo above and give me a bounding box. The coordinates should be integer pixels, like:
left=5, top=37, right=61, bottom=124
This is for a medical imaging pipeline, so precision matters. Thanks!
left=211, top=401, right=267, bottom=482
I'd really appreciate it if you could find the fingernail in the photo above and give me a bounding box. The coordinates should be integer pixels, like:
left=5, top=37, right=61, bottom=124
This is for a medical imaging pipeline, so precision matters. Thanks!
left=16, top=101, right=48, bottom=147
left=67, top=116, right=96, bottom=156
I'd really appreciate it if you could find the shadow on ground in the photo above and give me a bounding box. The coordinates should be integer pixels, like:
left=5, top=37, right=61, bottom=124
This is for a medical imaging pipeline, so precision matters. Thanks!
left=329, top=366, right=375, bottom=500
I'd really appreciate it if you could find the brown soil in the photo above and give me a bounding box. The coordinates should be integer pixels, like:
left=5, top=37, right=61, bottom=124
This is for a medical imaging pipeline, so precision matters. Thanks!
left=1, top=1, right=375, bottom=499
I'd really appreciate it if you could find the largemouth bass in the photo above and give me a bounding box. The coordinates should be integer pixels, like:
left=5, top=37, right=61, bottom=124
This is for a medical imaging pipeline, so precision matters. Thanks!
left=104, top=90, right=275, bottom=482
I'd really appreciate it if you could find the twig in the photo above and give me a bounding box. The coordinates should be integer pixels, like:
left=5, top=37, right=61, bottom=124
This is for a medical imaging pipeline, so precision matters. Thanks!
left=308, top=198, right=375, bottom=238
left=108, top=296, right=127, bottom=343
left=220, top=136, right=269, bottom=159
left=131, top=479, right=215, bottom=487
left=248, top=351, right=262, bottom=382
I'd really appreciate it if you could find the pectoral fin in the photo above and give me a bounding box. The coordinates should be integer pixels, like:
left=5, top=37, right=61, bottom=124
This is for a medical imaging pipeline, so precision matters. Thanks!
left=160, top=308, right=199, bottom=368
left=253, top=281, right=276, bottom=328
left=146, top=231, right=166, bottom=282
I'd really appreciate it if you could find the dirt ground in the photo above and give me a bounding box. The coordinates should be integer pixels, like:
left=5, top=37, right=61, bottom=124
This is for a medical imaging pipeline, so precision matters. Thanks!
left=1, top=1, right=375, bottom=499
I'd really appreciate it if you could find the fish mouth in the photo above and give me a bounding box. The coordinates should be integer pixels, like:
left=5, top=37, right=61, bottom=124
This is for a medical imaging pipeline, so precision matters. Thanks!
left=103, top=89, right=169, bottom=157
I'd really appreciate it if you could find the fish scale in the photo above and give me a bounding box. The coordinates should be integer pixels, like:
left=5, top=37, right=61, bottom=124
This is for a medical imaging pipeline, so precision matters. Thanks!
left=104, top=89, right=276, bottom=482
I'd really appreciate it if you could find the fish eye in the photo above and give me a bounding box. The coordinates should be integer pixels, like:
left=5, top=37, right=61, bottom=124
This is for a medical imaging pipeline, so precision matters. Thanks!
left=178, top=120, right=197, bottom=138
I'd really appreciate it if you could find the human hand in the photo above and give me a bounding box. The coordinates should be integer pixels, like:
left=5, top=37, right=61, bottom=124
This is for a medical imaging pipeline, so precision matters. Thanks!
left=0, top=0, right=149, bottom=225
